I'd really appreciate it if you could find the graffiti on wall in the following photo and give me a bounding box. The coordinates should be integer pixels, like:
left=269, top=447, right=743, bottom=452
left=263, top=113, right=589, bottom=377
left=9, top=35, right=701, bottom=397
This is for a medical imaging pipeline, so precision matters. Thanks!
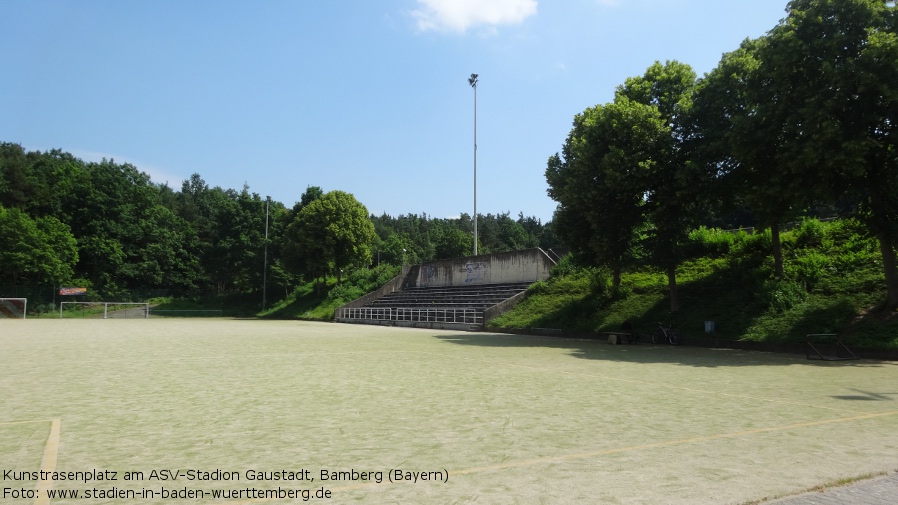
left=463, top=262, right=489, bottom=284
left=420, top=265, right=437, bottom=286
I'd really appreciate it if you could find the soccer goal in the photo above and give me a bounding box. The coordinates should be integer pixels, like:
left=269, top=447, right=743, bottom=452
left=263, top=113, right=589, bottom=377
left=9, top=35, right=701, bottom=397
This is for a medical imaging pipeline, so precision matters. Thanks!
left=0, top=298, right=27, bottom=319
left=59, top=301, right=149, bottom=319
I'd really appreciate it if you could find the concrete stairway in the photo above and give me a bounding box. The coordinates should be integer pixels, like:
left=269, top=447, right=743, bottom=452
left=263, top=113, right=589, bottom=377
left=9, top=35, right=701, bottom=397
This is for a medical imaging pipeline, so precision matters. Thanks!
left=335, top=248, right=558, bottom=330
left=335, top=282, right=532, bottom=329
left=368, top=282, right=531, bottom=309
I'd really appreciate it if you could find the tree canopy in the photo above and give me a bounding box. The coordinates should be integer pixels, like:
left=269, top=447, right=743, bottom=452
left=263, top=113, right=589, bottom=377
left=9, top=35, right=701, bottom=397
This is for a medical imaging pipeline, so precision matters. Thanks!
left=282, top=190, right=375, bottom=284
left=0, top=205, right=77, bottom=287
left=547, top=0, right=898, bottom=310
left=1, top=140, right=553, bottom=307
left=547, top=89, right=671, bottom=288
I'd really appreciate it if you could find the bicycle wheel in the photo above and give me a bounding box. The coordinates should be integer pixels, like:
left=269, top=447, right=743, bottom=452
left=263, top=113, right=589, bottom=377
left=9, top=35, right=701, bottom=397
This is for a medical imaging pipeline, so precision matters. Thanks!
left=651, top=328, right=665, bottom=344
left=668, top=330, right=682, bottom=345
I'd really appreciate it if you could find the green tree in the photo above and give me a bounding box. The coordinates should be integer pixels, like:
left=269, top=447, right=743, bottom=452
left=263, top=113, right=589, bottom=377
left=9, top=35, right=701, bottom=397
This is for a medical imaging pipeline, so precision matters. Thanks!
left=516, top=213, right=546, bottom=249
left=0, top=205, right=78, bottom=286
left=698, top=35, right=819, bottom=279
left=690, top=39, right=762, bottom=229
left=295, top=185, right=323, bottom=213
left=431, top=220, right=473, bottom=259
left=546, top=98, right=668, bottom=287
left=497, top=212, right=530, bottom=251
left=755, top=0, right=898, bottom=306
left=0, top=143, right=37, bottom=210
left=616, top=60, right=700, bottom=311
left=134, top=205, right=202, bottom=291
left=58, top=159, right=204, bottom=295
left=281, top=185, right=327, bottom=280
left=283, top=190, right=375, bottom=284
left=369, top=212, right=436, bottom=263
left=176, top=175, right=277, bottom=295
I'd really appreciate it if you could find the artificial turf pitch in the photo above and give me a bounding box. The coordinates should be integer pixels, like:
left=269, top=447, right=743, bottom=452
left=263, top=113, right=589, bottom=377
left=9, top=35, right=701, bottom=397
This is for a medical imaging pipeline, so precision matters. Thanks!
left=1, top=319, right=897, bottom=504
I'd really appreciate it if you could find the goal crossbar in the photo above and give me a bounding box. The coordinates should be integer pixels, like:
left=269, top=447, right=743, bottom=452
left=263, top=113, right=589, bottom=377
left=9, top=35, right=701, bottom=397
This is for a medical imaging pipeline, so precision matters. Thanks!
left=0, top=298, right=27, bottom=319
left=59, top=301, right=149, bottom=319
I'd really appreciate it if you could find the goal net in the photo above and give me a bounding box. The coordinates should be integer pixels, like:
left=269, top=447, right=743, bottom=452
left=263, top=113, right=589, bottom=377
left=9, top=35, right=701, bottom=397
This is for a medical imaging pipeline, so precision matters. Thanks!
left=59, top=301, right=149, bottom=319
left=0, top=298, right=27, bottom=319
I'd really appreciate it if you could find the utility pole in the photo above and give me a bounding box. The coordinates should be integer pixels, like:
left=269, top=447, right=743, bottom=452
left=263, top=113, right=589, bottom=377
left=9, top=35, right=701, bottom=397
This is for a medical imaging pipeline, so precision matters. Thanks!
left=263, top=196, right=269, bottom=311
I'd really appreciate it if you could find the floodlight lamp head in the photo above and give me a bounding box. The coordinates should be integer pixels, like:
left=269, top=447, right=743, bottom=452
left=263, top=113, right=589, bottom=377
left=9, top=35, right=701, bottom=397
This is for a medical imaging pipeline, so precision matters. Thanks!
left=468, top=73, right=478, bottom=87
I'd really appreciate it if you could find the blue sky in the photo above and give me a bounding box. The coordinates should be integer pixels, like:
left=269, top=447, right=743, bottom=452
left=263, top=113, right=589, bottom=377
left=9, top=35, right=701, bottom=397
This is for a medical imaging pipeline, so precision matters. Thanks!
left=2, top=0, right=789, bottom=222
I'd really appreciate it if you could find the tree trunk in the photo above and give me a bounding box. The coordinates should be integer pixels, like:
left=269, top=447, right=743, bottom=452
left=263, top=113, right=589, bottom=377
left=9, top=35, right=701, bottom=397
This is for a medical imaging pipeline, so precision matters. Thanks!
left=771, top=222, right=784, bottom=279
left=667, top=262, right=680, bottom=312
left=869, top=189, right=898, bottom=309
left=876, top=230, right=898, bottom=310
left=611, top=266, right=622, bottom=289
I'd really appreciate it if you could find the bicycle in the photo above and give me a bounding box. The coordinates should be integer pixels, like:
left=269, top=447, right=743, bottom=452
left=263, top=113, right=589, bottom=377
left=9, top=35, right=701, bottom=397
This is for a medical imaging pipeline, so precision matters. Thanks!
left=652, top=322, right=682, bottom=345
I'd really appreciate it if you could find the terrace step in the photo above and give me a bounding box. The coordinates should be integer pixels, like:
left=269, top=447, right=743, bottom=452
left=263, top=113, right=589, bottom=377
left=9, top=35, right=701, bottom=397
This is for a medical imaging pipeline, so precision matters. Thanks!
left=337, top=281, right=532, bottom=328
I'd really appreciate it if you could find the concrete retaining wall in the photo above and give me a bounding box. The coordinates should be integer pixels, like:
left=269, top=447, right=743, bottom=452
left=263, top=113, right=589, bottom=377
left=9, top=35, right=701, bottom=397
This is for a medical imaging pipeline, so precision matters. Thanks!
left=415, top=248, right=555, bottom=288
left=483, top=290, right=530, bottom=323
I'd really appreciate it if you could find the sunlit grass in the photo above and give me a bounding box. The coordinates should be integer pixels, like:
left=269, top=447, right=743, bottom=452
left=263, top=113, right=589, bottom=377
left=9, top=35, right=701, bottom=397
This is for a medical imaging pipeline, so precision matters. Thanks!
left=491, top=219, right=898, bottom=349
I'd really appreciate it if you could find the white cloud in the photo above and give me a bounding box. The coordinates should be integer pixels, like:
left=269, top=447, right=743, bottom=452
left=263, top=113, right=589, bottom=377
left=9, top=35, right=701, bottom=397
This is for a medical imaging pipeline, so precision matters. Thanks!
left=411, top=0, right=538, bottom=33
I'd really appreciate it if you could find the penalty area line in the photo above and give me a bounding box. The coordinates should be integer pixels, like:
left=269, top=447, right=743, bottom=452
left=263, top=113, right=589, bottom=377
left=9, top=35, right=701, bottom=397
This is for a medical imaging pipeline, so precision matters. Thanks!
left=0, top=419, right=58, bottom=427
left=34, top=418, right=61, bottom=505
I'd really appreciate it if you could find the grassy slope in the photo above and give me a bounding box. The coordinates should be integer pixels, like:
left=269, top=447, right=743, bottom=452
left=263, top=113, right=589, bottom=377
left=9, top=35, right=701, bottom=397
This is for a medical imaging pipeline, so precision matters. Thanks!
left=489, top=219, right=898, bottom=349
left=150, top=220, right=898, bottom=349
left=151, top=275, right=355, bottom=320
left=260, top=264, right=401, bottom=321
left=260, top=278, right=340, bottom=320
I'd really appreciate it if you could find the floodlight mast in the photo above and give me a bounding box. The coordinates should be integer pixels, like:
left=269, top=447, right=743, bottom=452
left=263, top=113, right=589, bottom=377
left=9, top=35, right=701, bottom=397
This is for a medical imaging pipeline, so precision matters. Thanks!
left=468, top=73, right=478, bottom=256
left=263, top=196, right=270, bottom=311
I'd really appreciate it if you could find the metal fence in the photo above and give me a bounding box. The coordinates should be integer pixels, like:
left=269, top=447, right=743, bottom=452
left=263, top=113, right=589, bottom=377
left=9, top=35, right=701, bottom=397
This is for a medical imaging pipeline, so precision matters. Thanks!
left=148, top=309, right=225, bottom=318
left=60, top=301, right=150, bottom=319
left=336, top=307, right=483, bottom=325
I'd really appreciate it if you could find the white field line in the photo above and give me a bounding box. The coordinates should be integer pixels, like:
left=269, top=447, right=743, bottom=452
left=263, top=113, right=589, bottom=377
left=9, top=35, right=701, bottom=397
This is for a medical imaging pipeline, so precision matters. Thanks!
left=34, top=419, right=61, bottom=505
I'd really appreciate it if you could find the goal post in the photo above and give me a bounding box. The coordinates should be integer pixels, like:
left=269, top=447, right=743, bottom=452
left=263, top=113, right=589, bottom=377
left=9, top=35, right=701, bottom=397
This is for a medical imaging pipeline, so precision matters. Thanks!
left=59, top=301, right=149, bottom=319
left=0, top=298, right=27, bottom=319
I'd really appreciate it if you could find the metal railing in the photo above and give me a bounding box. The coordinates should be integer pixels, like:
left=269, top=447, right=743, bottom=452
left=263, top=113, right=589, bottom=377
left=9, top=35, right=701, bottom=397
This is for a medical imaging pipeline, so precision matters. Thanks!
left=336, top=307, right=483, bottom=325
left=59, top=301, right=149, bottom=319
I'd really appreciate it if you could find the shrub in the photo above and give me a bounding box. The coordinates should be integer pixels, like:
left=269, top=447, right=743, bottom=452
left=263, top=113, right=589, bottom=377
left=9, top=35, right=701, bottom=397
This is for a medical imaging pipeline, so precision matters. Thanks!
left=34, top=303, right=57, bottom=315
left=527, top=279, right=550, bottom=296
left=588, top=268, right=610, bottom=297
left=550, top=254, right=579, bottom=277
left=791, top=251, right=829, bottom=291
left=686, top=227, right=736, bottom=258
left=345, top=264, right=400, bottom=293
left=731, top=229, right=772, bottom=257
left=794, top=218, right=827, bottom=248
left=756, top=279, right=806, bottom=313
left=325, top=283, right=365, bottom=305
